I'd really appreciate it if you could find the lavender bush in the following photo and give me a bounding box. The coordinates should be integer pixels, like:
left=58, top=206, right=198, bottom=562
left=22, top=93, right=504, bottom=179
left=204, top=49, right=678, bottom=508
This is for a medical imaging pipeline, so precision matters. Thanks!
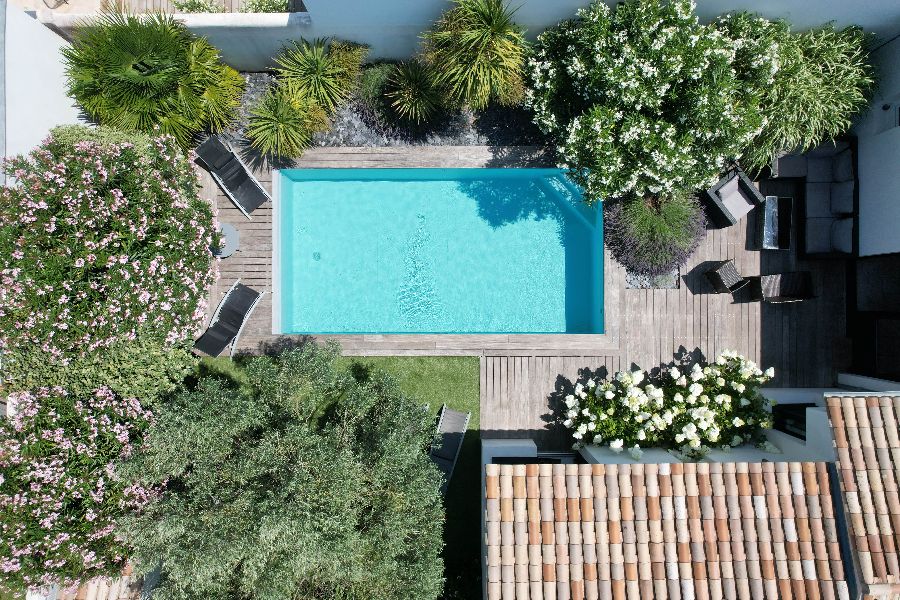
left=603, top=193, right=707, bottom=277
left=0, top=126, right=217, bottom=359
left=0, top=387, right=154, bottom=592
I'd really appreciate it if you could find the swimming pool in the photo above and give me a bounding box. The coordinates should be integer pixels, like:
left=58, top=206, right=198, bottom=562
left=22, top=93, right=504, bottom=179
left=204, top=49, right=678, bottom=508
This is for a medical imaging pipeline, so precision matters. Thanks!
left=273, top=168, right=603, bottom=334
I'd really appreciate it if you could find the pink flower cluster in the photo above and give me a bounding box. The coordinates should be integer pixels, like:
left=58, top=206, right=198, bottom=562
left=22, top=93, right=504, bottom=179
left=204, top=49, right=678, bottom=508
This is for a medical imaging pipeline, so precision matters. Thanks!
left=0, top=387, right=155, bottom=593
left=0, top=132, right=217, bottom=358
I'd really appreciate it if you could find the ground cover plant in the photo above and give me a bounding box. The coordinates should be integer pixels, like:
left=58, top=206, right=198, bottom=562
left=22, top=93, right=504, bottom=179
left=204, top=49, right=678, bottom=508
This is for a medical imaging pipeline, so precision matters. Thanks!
left=526, top=0, right=762, bottom=204
left=603, top=193, right=707, bottom=277
left=0, top=126, right=216, bottom=359
left=0, top=387, right=154, bottom=593
left=63, top=13, right=244, bottom=148
left=563, top=351, right=774, bottom=458
left=423, top=0, right=527, bottom=110
left=717, top=13, right=874, bottom=170
left=121, top=343, right=445, bottom=600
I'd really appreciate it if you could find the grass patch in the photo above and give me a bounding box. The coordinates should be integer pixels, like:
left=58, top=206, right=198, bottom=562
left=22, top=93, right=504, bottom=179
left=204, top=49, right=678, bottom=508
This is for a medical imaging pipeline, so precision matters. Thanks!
left=200, top=354, right=482, bottom=599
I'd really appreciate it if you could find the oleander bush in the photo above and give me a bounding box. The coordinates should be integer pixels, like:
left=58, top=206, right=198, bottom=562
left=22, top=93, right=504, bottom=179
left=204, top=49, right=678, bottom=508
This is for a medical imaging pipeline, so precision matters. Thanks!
left=718, top=13, right=875, bottom=170
left=275, top=39, right=369, bottom=114
left=422, top=0, right=527, bottom=110
left=564, top=351, right=774, bottom=459
left=247, top=82, right=329, bottom=158
left=63, top=13, right=244, bottom=149
left=603, top=193, right=707, bottom=278
left=119, top=342, right=445, bottom=600
left=526, top=0, right=762, bottom=203
left=385, top=60, right=444, bottom=125
left=172, top=0, right=223, bottom=12
left=0, top=387, right=155, bottom=592
left=0, top=341, right=197, bottom=404
left=0, top=125, right=216, bottom=359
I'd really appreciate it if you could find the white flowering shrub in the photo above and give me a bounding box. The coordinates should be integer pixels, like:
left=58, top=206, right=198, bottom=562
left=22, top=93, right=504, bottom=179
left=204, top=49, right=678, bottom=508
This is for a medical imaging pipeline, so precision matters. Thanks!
left=563, top=351, right=774, bottom=459
left=525, top=0, right=762, bottom=202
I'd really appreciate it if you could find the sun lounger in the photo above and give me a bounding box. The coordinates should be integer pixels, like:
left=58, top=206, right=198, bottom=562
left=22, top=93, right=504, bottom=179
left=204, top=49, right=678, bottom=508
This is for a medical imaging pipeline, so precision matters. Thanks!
left=430, top=404, right=471, bottom=495
left=195, top=135, right=270, bottom=219
left=194, top=280, right=264, bottom=357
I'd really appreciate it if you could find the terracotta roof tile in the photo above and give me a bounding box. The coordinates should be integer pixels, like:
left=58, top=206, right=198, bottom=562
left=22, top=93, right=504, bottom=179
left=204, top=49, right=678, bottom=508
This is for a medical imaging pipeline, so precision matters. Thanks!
left=827, top=395, right=900, bottom=598
left=485, top=461, right=847, bottom=599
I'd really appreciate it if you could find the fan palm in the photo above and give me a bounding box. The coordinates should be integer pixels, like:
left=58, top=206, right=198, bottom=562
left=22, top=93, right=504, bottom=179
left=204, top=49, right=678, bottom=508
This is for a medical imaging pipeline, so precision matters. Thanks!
left=422, top=0, right=527, bottom=110
left=62, top=12, right=243, bottom=148
left=247, top=83, right=328, bottom=158
left=274, top=38, right=368, bottom=114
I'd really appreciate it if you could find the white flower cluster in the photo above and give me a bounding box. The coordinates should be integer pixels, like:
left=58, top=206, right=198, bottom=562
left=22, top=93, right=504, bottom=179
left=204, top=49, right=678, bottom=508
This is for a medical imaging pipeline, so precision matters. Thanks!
left=564, top=351, right=774, bottom=459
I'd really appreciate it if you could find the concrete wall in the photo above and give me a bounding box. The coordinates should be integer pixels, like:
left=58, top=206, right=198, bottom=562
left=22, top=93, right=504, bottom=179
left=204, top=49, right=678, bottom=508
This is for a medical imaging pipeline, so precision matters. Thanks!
left=3, top=2, right=82, bottom=174
left=41, top=0, right=900, bottom=72
left=854, top=36, right=900, bottom=257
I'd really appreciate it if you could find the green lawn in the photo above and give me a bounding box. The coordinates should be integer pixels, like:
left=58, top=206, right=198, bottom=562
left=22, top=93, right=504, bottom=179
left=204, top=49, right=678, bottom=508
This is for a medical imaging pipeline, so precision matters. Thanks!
left=201, top=354, right=482, bottom=600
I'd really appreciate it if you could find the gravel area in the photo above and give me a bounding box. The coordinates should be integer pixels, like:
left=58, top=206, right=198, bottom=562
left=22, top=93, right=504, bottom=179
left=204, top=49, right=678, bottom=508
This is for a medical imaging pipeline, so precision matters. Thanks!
left=625, top=269, right=681, bottom=289
left=227, top=72, right=546, bottom=149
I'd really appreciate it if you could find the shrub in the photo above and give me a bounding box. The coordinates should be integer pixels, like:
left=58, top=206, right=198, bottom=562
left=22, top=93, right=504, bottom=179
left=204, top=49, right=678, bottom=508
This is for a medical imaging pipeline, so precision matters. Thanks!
left=275, top=39, right=368, bottom=114
left=0, top=341, right=197, bottom=404
left=247, top=83, right=329, bottom=158
left=172, top=0, right=223, bottom=12
left=526, top=0, right=762, bottom=203
left=718, top=14, right=874, bottom=170
left=564, top=351, right=774, bottom=458
left=0, top=126, right=216, bottom=359
left=422, top=0, right=526, bottom=110
left=119, top=342, right=444, bottom=600
left=358, top=62, right=395, bottom=110
left=385, top=60, right=443, bottom=125
left=62, top=13, right=244, bottom=148
left=242, top=0, right=288, bottom=12
left=603, top=193, right=707, bottom=277
left=0, top=387, right=154, bottom=592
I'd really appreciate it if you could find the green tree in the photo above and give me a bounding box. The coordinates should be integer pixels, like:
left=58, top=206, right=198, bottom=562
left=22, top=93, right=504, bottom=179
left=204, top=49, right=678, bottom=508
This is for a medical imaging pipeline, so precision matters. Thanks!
left=119, top=342, right=445, bottom=600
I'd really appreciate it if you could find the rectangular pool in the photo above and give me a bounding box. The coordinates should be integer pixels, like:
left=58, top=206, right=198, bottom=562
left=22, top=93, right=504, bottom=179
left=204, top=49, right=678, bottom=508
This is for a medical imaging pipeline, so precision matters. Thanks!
left=273, top=169, right=603, bottom=334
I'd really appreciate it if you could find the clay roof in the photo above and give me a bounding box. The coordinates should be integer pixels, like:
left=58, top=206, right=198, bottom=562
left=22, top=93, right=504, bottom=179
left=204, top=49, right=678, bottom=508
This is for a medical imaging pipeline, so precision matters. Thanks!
left=59, top=565, right=143, bottom=600
left=827, top=395, right=900, bottom=598
left=484, top=461, right=849, bottom=600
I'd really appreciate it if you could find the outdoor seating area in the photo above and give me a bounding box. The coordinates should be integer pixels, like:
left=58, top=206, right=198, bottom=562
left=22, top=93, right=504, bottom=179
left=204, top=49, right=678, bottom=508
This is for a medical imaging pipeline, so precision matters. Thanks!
left=702, top=166, right=766, bottom=228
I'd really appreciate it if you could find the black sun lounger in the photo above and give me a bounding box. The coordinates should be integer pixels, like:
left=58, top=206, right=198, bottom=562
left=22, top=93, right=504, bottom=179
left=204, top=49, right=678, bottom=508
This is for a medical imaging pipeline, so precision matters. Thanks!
left=194, top=280, right=264, bottom=357
left=196, top=136, right=270, bottom=219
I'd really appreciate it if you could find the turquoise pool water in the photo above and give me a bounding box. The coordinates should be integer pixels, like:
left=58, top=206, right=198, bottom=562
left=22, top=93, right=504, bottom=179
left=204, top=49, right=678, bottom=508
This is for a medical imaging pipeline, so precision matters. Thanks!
left=274, top=168, right=603, bottom=334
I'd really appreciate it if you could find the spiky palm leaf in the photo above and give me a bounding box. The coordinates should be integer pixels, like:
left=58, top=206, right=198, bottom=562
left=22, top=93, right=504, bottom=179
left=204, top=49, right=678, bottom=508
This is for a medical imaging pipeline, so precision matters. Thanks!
left=62, top=12, right=243, bottom=148
left=422, top=0, right=526, bottom=110
left=274, top=38, right=367, bottom=114
left=247, top=83, right=328, bottom=158
left=385, top=60, right=442, bottom=125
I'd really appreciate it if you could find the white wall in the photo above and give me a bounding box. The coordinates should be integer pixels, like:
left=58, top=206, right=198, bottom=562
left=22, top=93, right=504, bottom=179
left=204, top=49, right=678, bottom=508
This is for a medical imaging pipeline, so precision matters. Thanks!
left=4, top=3, right=83, bottom=169
left=855, top=36, right=900, bottom=256
left=42, top=0, right=900, bottom=72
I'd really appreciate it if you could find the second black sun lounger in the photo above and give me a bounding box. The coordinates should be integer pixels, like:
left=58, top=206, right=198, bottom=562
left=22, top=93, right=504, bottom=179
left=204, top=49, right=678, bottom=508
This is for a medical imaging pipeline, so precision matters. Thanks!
left=194, top=280, right=264, bottom=357
left=196, top=135, right=270, bottom=219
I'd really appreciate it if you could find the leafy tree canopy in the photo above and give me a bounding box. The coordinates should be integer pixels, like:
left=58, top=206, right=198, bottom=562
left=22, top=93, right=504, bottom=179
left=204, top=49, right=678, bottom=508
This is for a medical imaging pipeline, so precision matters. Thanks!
left=119, top=342, right=445, bottom=600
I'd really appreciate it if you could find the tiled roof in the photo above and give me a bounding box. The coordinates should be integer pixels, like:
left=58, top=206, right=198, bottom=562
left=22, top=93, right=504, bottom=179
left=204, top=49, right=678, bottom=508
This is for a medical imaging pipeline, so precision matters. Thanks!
left=58, top=565, right=143, bottom=600
left=484, top=462, right=849, bottom=600
left=827, top=395, right=900, bottom=597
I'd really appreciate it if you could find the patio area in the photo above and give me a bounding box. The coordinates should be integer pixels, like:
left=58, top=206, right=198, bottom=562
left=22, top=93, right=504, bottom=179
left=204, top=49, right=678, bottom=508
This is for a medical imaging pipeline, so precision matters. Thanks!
left=204, top=146, right=851, bottom=450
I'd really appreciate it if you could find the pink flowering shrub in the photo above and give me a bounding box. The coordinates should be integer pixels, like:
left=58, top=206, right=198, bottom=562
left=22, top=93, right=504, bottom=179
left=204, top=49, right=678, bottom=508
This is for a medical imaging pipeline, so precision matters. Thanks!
left=0, top=387, right=155, bottom=592
left=0, top=126, right=217, bottom=358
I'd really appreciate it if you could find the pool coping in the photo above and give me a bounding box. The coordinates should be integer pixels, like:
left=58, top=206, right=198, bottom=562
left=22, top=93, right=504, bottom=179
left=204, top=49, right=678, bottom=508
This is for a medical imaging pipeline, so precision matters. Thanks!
left=271, top=169, right=282, bottom=335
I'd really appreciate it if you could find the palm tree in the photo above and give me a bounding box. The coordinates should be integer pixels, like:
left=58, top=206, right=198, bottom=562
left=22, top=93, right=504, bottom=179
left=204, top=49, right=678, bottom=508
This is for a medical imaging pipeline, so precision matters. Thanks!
left=63, top=12, right=244, bottom=148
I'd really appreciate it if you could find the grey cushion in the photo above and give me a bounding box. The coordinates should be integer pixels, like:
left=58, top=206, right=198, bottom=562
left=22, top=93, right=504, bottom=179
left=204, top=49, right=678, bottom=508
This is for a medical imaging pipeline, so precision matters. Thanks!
left=831, top=218, right=853, bottom=254
left=805, top=182, right=833, bottom=218
left=832, top=149, right=854, bottom=182
left=717, top=175, right=740, bottom=201
left=718, top=176, right=756, bottom=221
left=806, top=157, right=833, bottom=182
left=773, top=154, right=807, bottom=178
left=805, top=218, right=835, bottom=253
left=830, top=180, right=855, bottom=214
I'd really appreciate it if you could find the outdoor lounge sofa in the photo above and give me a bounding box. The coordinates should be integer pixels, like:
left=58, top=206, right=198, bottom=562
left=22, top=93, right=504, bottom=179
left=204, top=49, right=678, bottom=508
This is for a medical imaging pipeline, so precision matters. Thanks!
left=196, top=135, right=270, bottom=219
left=430, top=404, right=471, bottom=495
left=194, top=280, right=264, bottom=357
left=702, top=166, right=766, bottom=227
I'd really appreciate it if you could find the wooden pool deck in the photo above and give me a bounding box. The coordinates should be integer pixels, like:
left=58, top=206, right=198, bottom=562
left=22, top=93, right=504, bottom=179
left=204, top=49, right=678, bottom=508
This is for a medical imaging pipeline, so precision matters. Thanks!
left=203, top=146, right=850, bottom=449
